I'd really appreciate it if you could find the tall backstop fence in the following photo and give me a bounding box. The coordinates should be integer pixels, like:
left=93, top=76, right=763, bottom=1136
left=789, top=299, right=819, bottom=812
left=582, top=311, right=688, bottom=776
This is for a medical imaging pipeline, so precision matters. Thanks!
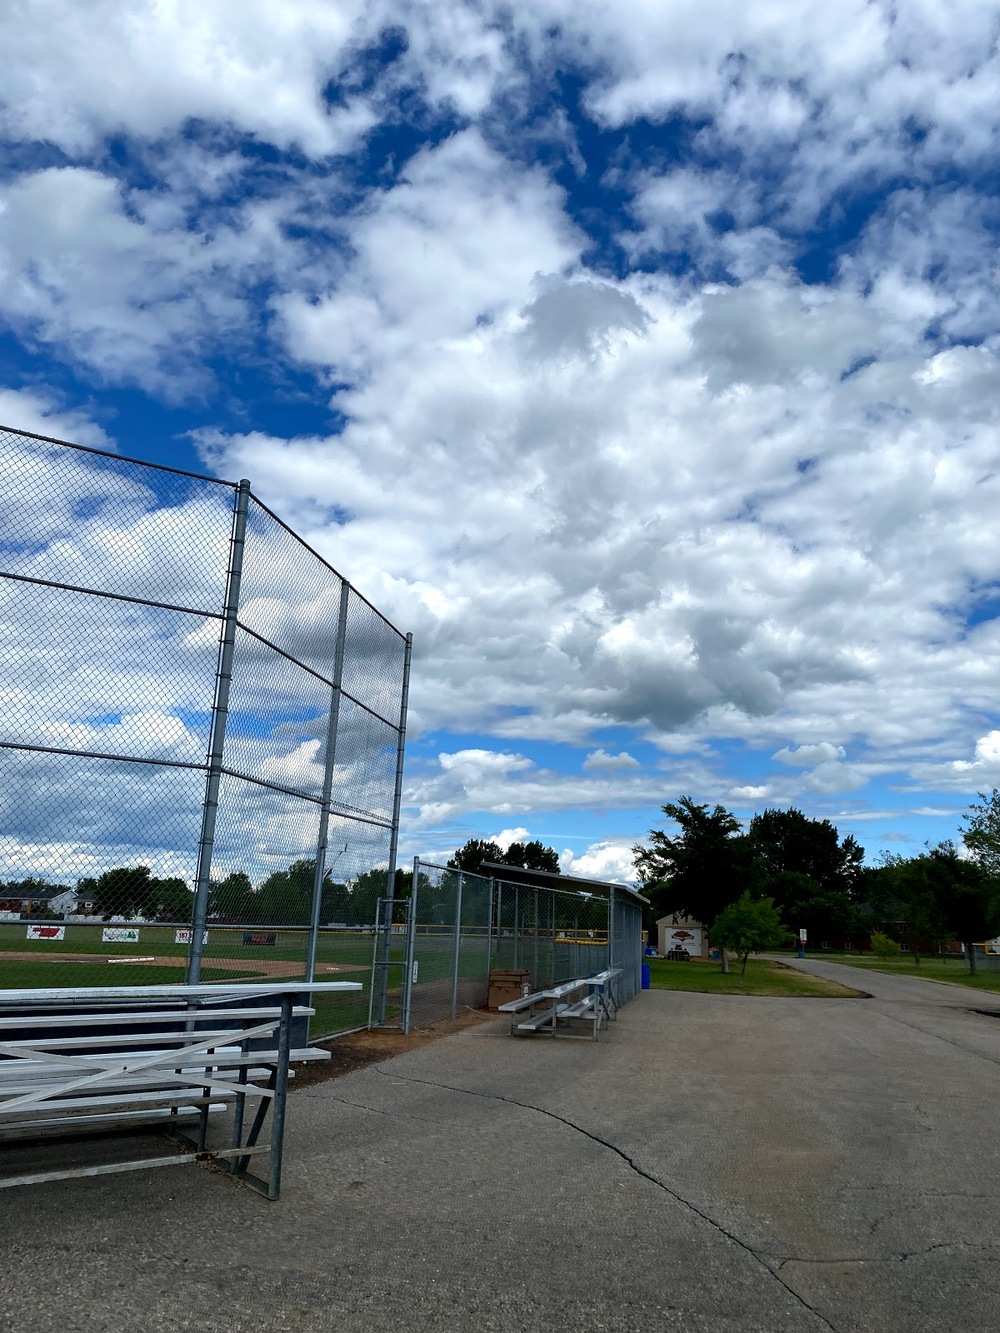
left=395, top=861, right=645, bottom=1031
left=0, top=424, right=411, bottom=1038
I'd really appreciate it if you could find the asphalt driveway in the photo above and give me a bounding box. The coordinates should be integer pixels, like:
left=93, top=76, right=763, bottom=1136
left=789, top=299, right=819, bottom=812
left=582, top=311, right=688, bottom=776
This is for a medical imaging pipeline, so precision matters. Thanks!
left=2, top=961, right=999, bottom=1333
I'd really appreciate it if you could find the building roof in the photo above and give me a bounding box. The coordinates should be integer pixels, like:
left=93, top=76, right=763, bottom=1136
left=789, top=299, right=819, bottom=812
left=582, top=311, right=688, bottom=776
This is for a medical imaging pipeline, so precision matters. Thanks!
left=0, top=885, right=72, bottom=900
left=480, top=862, right=649, bottom=906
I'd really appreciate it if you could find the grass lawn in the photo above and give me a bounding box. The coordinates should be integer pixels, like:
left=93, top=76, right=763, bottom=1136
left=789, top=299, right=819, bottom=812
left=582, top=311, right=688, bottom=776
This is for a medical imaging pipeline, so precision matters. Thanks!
left=647, top=956, right=865, bottom=997
left=0, top=961, right=257, bottom=988
left=803, top=951, right=1000, bottom=994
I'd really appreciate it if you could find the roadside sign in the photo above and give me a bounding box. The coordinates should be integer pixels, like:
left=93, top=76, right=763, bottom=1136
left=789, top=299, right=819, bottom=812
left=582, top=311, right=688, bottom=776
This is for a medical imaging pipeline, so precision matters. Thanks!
left=799, top=928, right=807, bottom=941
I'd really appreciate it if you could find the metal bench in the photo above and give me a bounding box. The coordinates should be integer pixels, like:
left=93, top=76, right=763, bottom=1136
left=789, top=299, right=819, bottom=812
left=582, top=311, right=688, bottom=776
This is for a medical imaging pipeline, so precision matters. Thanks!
left=0, top=981, right=361, bottom=1199
left=498, top=968, right=623, bottom=1041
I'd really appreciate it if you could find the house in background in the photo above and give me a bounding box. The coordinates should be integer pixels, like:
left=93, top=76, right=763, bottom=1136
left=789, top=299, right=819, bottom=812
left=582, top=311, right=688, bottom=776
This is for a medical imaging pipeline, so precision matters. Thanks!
left=0, top=886, right=94, bottom=918
left=656, top=913, right=709, bottom=958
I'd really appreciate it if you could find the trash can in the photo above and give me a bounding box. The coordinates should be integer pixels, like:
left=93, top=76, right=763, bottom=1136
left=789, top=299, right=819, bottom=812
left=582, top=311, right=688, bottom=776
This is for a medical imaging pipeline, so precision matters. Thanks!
left=641, top=962, right=651, bottom=990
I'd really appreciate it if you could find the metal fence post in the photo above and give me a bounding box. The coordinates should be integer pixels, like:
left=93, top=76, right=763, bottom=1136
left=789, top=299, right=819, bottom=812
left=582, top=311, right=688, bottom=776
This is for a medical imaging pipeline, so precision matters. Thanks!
left=305, top=580, right=350, bottom=983
left=608, top=885, right=615, bottom=978
left=450, top=870, right=465, bottom=1019
left=188, top=479, right=250, bottom=985
left=517, top=885, right=525, bottom=970
left=485, top=876, right=495, bottom=982
left=402, top=857, right=419, bottom=1033
left=376, top=631, right=413, bottom=1023
left=532, top=887, right=539, bottom=986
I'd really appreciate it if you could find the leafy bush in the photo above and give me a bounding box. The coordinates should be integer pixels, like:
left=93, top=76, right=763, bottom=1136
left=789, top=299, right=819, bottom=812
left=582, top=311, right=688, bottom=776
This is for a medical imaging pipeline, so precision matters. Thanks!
left=870, top=930, right=900, bottom=960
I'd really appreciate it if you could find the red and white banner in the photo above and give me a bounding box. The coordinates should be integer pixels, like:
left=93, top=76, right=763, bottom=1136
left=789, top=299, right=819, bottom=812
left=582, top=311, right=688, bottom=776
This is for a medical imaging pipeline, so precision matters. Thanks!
left=26, top=924, right=65, bottom=941
left=102, top=927, right=140, bottom=943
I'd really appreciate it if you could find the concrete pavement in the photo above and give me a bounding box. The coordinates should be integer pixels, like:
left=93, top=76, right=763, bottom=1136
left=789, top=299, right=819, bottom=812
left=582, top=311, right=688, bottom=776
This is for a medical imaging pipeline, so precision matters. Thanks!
left=2, top=961, right=1000, bottom=1332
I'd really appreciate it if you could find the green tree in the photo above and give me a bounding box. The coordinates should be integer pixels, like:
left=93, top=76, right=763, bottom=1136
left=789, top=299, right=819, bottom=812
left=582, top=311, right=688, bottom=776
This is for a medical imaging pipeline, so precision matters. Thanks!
left=963, top=790, right=1000, bottom=880
left=870, top=931, right=899, bottom=960
left=448, top=840, right=504, bottom=876
left=864, top=854, right=948, bottom=967
left=503, top=840, right=561, bottom=874
left=760, top=870, right=858, bottom=944
left=348, top=866, right=413, bottom=927
left=254, top=859, right=330, bottom=925
left=748, top=807, right=865, bottom=898
left=76, top=866, right=194, bottom=922
left=78, top=865, right=158, bottom=920
left=921, top=842, right=999, bottom=974
left=633, top=797, right=747, bottom=928
left=710, top=892, right=788, bottom=980
left=152, top=877, right=192, bottom=922
left=448, top=838, right=561, bottom=878
left=209, top=872, right=253, bottom=921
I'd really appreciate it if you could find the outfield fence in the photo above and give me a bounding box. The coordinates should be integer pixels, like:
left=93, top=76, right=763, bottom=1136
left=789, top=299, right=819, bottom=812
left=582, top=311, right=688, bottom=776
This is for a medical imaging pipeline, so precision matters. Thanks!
left=0, top=424, right=411, bottom=1038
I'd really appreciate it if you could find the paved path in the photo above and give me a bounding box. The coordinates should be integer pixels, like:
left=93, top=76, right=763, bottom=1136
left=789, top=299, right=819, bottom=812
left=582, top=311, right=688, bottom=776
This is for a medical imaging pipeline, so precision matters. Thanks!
left=3, top=965, right=1000, bottom=1332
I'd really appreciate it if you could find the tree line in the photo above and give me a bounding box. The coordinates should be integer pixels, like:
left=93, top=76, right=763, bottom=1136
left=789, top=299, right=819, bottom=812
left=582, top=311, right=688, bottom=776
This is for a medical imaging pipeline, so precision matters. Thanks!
left=3, top=837, right=563, bottom=928
left=2, top=863, right=413, bottom=926
left=633, top=792, right=1000, bottom=973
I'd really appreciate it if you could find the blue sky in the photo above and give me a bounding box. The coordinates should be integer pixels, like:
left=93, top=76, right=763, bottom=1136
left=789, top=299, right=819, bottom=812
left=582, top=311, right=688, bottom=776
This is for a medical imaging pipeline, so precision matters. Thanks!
left=2, top=1, right=1000, bottom=881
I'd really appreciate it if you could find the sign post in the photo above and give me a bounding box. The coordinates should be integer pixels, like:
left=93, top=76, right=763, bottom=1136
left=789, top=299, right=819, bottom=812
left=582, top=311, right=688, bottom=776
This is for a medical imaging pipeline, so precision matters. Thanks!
left=797, top=927, right=807, bottom=959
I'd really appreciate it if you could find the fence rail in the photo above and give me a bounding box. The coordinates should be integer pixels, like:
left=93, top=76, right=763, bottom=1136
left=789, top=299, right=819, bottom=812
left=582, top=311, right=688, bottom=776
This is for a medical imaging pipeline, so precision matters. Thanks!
left=0, top=424, right=411, bottom=1039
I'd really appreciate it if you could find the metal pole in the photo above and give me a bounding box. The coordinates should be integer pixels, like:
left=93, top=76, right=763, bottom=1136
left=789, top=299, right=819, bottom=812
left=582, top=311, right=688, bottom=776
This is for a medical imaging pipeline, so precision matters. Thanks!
left=550, top=890, right=556, bottom=985
left=377, top=631, right=413, bottom=1023
left=402, top=856, right=419, bottom=1033
left=517, top=885, right=525, bottom=970
left=188, top=479, right=250, bottom=984
left=268, top=992, right=294, bottom=1200
left=450, top=870, right=464, bottom=1019
left=532, top=887, right=539, bottom=986
left=608, top=885, right=615, bottom=977
left=305, top=581, right=350, bottom=983
left=367, top=896, right=386, bottom=1030
left=485, top=876, right=495, bottom=989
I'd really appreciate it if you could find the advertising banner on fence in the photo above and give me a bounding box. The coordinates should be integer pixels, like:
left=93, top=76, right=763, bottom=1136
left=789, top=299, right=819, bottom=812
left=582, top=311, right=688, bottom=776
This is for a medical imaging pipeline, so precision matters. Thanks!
left=242, top=931, right=277, bottom=946
left=26, top=924, right=65, bottom=940
left=174, top=930, right=209, bottom=945
left=102, top=927, right=140, bottom=943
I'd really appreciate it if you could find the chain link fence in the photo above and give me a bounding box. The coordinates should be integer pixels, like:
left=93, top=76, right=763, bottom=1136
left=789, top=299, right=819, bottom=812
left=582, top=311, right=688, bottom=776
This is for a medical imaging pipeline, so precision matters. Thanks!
left=489, top=877, right=611, bottom=989
left=397, top=862, right=645, bottom=1031
left=0, top=424, right=410, bottom=1040
left=396, top=862, right=492, bottom=1030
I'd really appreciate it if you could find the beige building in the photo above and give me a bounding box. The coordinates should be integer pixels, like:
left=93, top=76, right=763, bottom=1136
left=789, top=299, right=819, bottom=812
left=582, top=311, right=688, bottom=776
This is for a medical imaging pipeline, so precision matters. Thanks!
left=656, top=913, right=709, bottom=958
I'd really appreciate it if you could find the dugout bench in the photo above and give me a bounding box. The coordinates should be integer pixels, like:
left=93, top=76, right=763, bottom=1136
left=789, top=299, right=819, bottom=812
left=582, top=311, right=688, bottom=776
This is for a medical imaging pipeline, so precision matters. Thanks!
left=498, top=968, right=623, bottom=1040
left=0, top=980, right=361, bottom=1199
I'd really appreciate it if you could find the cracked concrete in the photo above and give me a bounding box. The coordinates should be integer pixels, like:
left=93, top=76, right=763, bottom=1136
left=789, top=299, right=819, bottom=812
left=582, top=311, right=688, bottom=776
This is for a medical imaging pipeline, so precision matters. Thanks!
left=367, top=1064, right=840, bottom=1331
left=2, top=959, right=1000, bottom=1332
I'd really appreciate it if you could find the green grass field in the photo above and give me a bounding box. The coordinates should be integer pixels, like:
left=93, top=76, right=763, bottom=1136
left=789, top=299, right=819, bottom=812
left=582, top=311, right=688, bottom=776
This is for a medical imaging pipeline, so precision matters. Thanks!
left=0, top=922, right=388, bottom=1037
left=0, top=921, right=378, bottom=965
left=802, top=951, right=1000, bottom=994
left=0, top=961, right=257, bottom=988
left=647, top=956, right=866, bottom=997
